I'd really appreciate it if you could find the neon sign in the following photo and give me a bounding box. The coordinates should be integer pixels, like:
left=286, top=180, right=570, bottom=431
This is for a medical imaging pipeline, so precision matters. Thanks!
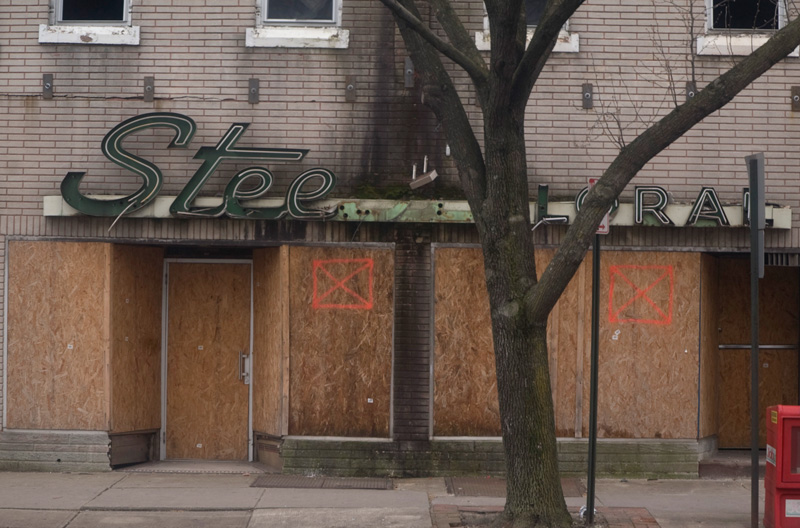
left=60, top=112, right=336, bottom=220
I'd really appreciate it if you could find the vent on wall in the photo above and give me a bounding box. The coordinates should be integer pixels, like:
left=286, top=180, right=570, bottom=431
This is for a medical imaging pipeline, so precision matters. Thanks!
left=765, top=253, right=800, bottom=267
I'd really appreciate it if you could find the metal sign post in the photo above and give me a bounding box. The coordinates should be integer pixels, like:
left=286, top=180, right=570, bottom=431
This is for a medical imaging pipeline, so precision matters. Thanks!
left=746, top=153, right=765, bottom=528
left=585, top=178, right=608, bottom=525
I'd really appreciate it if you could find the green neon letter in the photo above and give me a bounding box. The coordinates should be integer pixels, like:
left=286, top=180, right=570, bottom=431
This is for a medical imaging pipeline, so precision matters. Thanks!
left=687, top=187, right=729, bottom=226
left=170, top=123, right=308, bottom=217
left=61, top=113, right=197, bottom=217
left=634, top=186, right=674, bottom=226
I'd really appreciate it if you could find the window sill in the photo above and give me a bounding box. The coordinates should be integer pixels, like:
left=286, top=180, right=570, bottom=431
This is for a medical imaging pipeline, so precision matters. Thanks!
left=475, top=29, right=579, bottom=53
left=38, top=24, right=140, bottom=45
left=245, top=26, right=350, bottom=49
left=696, top=33, right=799, bottom=57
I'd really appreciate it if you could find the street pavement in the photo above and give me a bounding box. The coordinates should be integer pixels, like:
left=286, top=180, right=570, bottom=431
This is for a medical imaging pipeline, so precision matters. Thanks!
left=0, top=469, right=770, bottom=528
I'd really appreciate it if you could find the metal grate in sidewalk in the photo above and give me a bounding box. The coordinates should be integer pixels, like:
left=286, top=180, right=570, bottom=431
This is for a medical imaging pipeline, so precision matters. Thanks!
left=251, top=475, right=393, bottom=490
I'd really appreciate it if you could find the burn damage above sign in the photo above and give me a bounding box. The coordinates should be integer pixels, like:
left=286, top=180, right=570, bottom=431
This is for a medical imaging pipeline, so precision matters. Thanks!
left=57, top=112, right=337, bottom=220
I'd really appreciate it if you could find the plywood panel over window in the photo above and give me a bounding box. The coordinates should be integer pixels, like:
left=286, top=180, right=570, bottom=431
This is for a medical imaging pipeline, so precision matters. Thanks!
left=432, top=247, right=581, bottom=437
left=7, top=241, right=110, bottom=430
left=288, top=247, right=393, bottom=437
left=109, top=244, right=164, bottom=433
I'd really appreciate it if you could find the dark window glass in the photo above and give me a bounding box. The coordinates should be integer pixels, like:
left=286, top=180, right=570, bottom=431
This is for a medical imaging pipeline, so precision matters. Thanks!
left=266, top=0, right=334, bottom=21
left=61, top=0, right=124, bottom=21
left=713, top=0, right=778, bottom=30
left=526, top=0, right=546, bottom=26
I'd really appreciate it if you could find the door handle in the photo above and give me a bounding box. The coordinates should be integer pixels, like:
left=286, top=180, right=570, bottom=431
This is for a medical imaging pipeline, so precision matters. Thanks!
left=238, top=350, right=250, bottom=385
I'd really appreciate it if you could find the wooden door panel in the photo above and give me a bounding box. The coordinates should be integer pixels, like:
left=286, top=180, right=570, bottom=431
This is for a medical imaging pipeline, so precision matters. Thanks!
left=166, top=263, right=251, bottom=460
left=718, top=349, right=798, bottom=448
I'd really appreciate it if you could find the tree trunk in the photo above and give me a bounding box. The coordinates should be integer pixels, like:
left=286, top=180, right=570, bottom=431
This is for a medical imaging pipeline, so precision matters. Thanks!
left=476, top=113, right=572, bottom=528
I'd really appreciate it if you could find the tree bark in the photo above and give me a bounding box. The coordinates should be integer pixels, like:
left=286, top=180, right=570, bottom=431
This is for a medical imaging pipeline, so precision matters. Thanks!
left=475, top=109, right=571, bottom=527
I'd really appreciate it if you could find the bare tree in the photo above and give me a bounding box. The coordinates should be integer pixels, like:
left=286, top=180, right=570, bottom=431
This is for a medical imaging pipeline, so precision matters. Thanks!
left=377, top=0, right=800, bottom=525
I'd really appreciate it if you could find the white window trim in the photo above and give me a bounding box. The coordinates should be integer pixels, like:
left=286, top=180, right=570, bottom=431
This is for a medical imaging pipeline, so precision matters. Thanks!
left=697, top=0, right=798, bottom=56
left=246, top=1, right=349, bottom=49
left=39, top=0, right=139, bottom=45
left=475, top=15, right=579, bottom=53
left=39, top=24, right=140, bottom=45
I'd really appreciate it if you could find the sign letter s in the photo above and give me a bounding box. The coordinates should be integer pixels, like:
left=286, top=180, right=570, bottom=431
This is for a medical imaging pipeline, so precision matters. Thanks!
left=61, top=113, right=197, bottom=217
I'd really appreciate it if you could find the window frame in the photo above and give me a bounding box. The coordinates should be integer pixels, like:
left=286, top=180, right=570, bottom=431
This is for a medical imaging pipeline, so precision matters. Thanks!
left=262, top=0, right=338, bottom=27
left=705, top=0, right=785, bottom=32
left=697, top=0, right=797, bottom=56
left=474, top=9, right=579, bottom=53
left=56, top=0, right=131, bottom=26
left=246, top=0, right=350, bottom=49
left=39, top=0, right=139, bottom=45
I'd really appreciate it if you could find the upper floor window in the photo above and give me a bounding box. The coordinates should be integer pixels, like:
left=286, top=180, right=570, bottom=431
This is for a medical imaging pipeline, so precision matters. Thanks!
left=525, top=0, right=545, bottom=26
left=246, top=0, right=349, bottom=48
left=697, top=0, right=795, bottom=56
left=711, top=0, right=779, bottom=30
left=474, top=0, right=579, bottom=53
left=59, top=0, right=127, bottom=23
left=265, top=0, right=335, bottom=24
left=39, top=0, right=139, bottom=45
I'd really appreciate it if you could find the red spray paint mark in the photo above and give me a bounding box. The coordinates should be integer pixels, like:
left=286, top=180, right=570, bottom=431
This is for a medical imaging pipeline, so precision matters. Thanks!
left=312, top=258, right=374, bottom=310
left=608, top=265, right=674, bottom=325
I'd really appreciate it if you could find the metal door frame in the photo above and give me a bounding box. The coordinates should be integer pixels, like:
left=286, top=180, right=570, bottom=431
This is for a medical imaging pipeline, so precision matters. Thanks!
left=160, top=258, right=254, bottom=461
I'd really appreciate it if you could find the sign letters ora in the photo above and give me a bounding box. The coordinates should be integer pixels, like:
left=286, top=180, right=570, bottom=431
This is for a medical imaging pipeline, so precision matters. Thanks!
left=60, top=112, right=337, bottom=220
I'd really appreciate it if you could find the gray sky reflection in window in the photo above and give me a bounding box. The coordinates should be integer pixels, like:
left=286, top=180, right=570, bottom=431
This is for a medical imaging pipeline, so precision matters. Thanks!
left=61, top=0, right=124, bottom=21
left=713, top=0, right=778, bottom=30
left=267, top=0, right=334, bottom=21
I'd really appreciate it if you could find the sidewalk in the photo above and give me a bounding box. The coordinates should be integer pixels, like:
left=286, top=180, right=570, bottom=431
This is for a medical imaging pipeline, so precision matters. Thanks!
left=0, top=467, right=765, bottom=528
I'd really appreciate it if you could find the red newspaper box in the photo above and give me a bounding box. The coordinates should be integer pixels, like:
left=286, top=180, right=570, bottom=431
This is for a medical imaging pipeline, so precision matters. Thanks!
left=765, top=405, right=800, bottom=527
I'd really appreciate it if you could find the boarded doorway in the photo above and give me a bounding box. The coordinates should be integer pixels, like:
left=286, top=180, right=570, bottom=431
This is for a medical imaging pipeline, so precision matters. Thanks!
left=717, top=259, right=799, bottom=448
left=162, top=261, right=252, bottom=460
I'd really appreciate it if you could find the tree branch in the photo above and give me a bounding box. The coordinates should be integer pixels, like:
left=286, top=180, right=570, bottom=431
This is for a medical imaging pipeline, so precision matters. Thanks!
left=528, top=14, right=800, bottom=321
left=377, top=0, right=488, bottom=83
left=511, top=0, right=585, bottom=105
left=427, top=0, right=487, bottom=82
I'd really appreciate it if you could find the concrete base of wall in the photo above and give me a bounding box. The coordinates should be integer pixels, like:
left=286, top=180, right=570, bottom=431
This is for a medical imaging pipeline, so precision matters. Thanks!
left=0, top=430, right=111, bottom=472
left=281, top=437, right=702, bottom=479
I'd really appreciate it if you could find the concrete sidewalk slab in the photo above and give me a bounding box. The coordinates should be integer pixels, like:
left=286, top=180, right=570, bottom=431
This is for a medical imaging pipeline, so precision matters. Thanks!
left=596, top=479, right=760, bottom=528
left=256, top=489, right=428, bottom=509
left=0, top=473, right=125, bottom=510
left=83, top=487, right=264, bottom=511
left=249, top=507, right=432, bottom=528
left=0, top=509, right=75, bottom=528
left=112, top=473, right=256, bottom=488
left=67, top=511, right=251, bottom=528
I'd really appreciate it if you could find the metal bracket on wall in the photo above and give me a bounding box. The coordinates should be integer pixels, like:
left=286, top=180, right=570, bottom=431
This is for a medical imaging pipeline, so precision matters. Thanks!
left=248, top=78, right=259, bottom=104
left=792, top=86, right=800, bottom=112
left=144, top=76, right=155, bottom=102
left=686, top=81, right=697, bottom=102
left=43, top=74, right=53, bottom=100
left=404, top=58, right=415, bottom=88
left=582, top=83, right=593, bottom=109
left=345, top=76, right=357, bottom=102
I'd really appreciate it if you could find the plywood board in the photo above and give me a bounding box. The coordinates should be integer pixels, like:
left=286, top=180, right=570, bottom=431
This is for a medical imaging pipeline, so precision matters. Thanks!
left=432, top=248, right=499, bottom=436
left=718, top=259, right=799, bottom=345
left=288, top=247, right=393, bottom=437
left=698, top=254, right=720, bottom=439
left=431, top=248, right=580, bottom=437
left=589, top=251, right=700, bottom=439
left=253, top=248, right=284, bottom=436
left=109, top=245, right=164, bottom=433
left=166, top=263, right=250, bottom=460
left=718, top=349, right=798, bottom=448
left=6, top=241, right=110, bottom=430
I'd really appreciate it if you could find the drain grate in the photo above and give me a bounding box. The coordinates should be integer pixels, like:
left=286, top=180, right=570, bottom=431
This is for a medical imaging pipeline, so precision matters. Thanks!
left=251, top=475, right=393, bottom=490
